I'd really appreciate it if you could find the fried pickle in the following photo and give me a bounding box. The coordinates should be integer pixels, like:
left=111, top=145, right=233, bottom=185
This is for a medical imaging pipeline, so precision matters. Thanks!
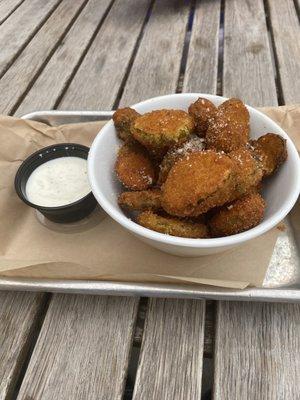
left=113, top=107, right=140, bottom=141
left=250, top=133, right=287, bottom=177
left=209, top=192, right=266, bottom=237
left=206, top=98, right=249, bottom=152
left=118, top=189, right=161, bottom=211
left=137, top=211, right=208, bottom=238
left=115, top=142, right=155, bottom=190
left=188, top=97, right=217, bottom=137
left=158, top=135, right=205, bottom=185
left=229, top=147, right=264, bottom=198
left=131, top=109, right=195, bottom=158
left=161, top=151, right=237, bottom=217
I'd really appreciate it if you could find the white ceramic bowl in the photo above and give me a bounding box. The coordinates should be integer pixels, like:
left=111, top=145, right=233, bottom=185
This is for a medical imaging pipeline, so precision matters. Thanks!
left=88, top=94, right=300, bottom=256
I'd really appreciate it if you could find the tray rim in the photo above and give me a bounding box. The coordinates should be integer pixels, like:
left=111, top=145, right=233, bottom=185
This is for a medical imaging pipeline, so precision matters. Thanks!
left=0, top=110, right=298, bottom=303
left=0, top=276, right=299, bottom=302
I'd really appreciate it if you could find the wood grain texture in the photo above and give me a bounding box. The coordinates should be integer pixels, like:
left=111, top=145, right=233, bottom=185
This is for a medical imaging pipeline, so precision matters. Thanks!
left=267, top=0, right=300, bottom=104
left=0, top=291, right=47, bottom=400
left=17, top=294, right=138, bottom=400
left=120, top=0, right=191, bottom=106
left=134, top=299, right=215, bottom=358
left=183, top=0, right=221, bottom=94
left=0, top=0, right=61, bottom=77
left=58, top=0, right=152, bottom=110
left=0, top=0, right=87, bottom=115
left=15, top=0, right=112, bottom=117
left=132, top=299, right=205, bottom=400
left=0, top=0, right=24, bottom=25
left=223, top=0, right=277, bottom=106
left=214, top=302, right=300, bottom=400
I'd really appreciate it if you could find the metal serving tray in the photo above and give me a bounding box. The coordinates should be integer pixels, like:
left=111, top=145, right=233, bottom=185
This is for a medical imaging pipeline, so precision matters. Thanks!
left=1, top=110, right=299, bottom=303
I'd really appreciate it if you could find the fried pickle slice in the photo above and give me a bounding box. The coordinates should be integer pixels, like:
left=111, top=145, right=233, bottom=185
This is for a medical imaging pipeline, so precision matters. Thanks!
left=229, top=147, right=264, bottom=198
left=188, top=97, right=217, bottom=137
left=131, top=109, right=195, bottom=158
left=115, top=142, right=155, bottom=190
left=118, top=189, right=161, bottom=211
left=158, top=135, right=205, bottom=185
left=250, top=133, right=287, bottom=177
left=137, top=211, right=208, bottom=238
left=161, top=151, right=237, bottom=217
left=206, top=98, right=249, bottom=152
left=209, top=192, right=266, bottom=237
left=113, top=107, right=140, bottom=141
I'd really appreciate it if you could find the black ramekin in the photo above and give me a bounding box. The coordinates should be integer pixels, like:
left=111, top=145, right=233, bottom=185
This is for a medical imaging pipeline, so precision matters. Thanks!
left=14, top=143, right=97, bottom=223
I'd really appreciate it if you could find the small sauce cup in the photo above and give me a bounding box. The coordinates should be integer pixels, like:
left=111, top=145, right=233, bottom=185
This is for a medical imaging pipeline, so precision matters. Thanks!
left=15, top=143, right=97, bottom=223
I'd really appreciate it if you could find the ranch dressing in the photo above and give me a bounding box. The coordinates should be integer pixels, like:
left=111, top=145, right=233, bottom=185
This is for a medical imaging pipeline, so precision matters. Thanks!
left=26, top=157, right=90, bottom=207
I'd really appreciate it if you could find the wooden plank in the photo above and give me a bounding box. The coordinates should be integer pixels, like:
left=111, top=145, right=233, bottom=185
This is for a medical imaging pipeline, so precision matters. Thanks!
left=0, top=291, right=47, bottom=400
left=223, top=0, right=278, bottom=106
left=15, top=0, right=112, bottom=117
left=120, top=0, right=191, bottom=107
left=267, top=0, right=300, bottom=104
left=134, top=299, right=215, bottom=358
left=214, top=302, right=300, bottom=399
left=183, top=0, right=221, bottom=94
left=132, top=299, right=205, bottom=400
left=0, top=0, right=24, bottom=25
left=58, top=0, right=152, bottom=110
left=0, top=0, right=61, bottom=77
left=17, top=294, right=138, bottom=400
left=0, top=0, right=88, bottom=115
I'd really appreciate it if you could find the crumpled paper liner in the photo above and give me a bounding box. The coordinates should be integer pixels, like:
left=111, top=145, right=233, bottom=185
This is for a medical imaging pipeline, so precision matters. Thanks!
left=0, top=105, right=298, bottom=289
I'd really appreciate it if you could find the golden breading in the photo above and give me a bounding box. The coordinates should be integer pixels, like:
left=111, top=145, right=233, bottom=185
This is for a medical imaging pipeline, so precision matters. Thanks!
left=250, top=133, right=287, bottom=177
left=161, top=151, right=237, bottom=217
left=206, top=98, right=250, bottom=152
left=158, top=135, right=205, bottom=185
left=115, top=143, right=155, bottom=190
left=209, top=192, right=266, bottom=237
left=137, top=211, right=208, bottom=238
left=113, top=107, right=140, bottom=141
left=229, top=147, right=263, bottom=198
left=118, top=189, right=161, bottom=211
left=131, top=109, right=195, bottom=158
left=188, top=97, right=217, bottom=136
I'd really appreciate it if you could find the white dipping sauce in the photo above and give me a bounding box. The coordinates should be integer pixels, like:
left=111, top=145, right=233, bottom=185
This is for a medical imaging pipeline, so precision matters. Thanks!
left=26, top=157, right=90, bottom=207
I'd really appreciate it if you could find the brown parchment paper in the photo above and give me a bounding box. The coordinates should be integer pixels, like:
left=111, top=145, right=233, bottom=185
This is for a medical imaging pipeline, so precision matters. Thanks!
left=0, top=105, right=298, bottom=289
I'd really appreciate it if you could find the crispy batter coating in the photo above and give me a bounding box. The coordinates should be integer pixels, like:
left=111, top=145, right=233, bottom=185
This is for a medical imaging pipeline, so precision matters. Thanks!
left=188, top=97, right=217, bottom=137
left=209, top=192, right=266, bottom=237
left=131, top=109, right=195, bottom=158
left=158, top=135, right=205, bottom=185
left=113, top=107, right=140, bottom=141
left=115, top=143, right=155, bottom=190
left=137, top=211, right=208, bottom=238
left=118, top=189, right=161, bottom=211
left=206, top=98, right=250, bottom=152
left=229, top=147, right=264, bottom=198
left=250, top=133, right=287, bottom=177
left=161, top=151, right=237, bottom=217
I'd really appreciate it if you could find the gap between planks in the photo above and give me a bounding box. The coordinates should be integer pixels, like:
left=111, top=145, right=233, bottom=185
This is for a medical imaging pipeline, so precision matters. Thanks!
left=16, top=294, right=139, bottom=400
left=11, top=0, right=114, bottom=116
left=0, top=0, right=63, bottom=79
left=0, top=292, right=51, bottom=400
left=0, top=0, right=25, bottom=25
left=8, top=0, right=92, bottom=116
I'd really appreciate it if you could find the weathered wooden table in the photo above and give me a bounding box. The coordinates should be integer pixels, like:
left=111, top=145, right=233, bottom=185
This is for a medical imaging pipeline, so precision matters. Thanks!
left=1, top=0, right=300, bottom=399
